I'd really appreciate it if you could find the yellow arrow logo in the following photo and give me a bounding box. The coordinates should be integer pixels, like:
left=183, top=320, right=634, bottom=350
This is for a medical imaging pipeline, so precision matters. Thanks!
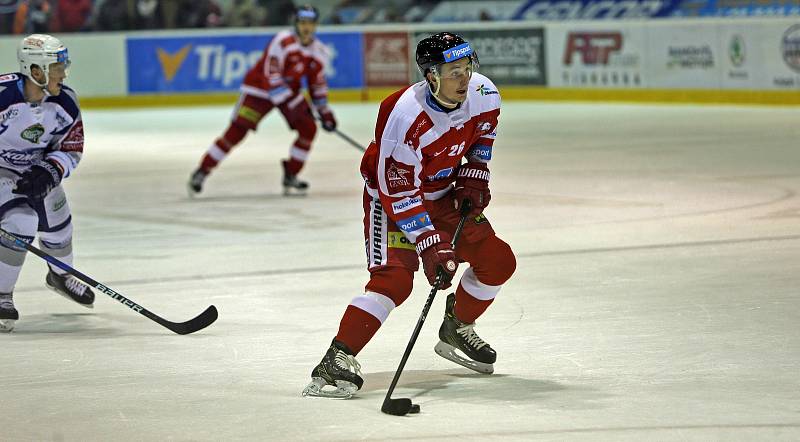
left=156, top=44, right=192, bottom=82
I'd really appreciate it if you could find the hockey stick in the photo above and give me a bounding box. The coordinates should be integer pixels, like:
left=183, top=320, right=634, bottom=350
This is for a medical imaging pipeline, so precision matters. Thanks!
left=381, top=200, right=471, bottom=416
left=329, top=127, right=366, bottom=152
left=0, top=228, right=218, bottom=335
left=314, top=114, right=366, bottom=152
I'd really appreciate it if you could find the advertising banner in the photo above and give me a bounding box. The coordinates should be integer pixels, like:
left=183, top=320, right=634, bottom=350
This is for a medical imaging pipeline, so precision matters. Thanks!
left=364, top=32, right=410, bottom=87
left=547, top=23, right=647, bottom=88
left=766, top=22, right=800, bottom=89
left=126, top=32, right=363, bottom=94
left=717, top=23, right=766, bottom=89
left=646, top=23, right=720, bottom=89
left=413, top=28, right=547, bottom=86
left=512, top=0, right=682, bottom=20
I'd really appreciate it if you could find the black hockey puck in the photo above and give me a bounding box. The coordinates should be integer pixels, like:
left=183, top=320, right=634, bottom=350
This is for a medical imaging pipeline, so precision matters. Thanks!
left=409, top=404, right=421, bottom=414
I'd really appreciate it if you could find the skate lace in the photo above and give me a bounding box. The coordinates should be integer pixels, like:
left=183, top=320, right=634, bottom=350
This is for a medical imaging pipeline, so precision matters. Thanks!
left=65, top=277, right=88, bottom=297
left=456, top=324, right=487, bottom=350
left=335, top=351, right=362, bottom=376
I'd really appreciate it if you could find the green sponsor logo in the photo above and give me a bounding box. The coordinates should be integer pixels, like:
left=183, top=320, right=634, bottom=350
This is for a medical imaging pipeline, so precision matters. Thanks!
left=21, top=123, right=45, bottom=144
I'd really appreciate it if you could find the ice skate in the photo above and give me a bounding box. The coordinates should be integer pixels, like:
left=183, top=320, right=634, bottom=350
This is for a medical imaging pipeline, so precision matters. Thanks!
left=281, top=160, right=308, bottom=196
left=302, top=339, right=364, bottom=399
left=46, top=270, right=95, bottom=309
left=0, top=293, right=18, bottom=332
left=188, top=168, right=207, bottom=197
left=434, top=293, right=496, bottom=374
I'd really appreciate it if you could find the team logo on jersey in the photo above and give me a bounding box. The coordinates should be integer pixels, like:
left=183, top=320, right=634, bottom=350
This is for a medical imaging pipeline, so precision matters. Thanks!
left=475, top=84, right=498, bottom=96
left=386, top=159, right=414, bottom=191
left=0, top=149, right=38, bottom=166
left=20, top=123, right=45, bottom=144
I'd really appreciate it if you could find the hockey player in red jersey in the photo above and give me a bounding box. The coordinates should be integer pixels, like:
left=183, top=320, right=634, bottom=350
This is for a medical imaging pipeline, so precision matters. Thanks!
left=302, top=32, right=516, bottom=398
left=188, top=4, right=336, bottom=196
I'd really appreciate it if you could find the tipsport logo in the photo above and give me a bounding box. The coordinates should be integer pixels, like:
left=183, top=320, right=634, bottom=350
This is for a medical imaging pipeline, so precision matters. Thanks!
left=154, top=43, right=263, bottom=87
left=397, top=213, right=432, bottom=234
left=443, top=43, right=473, bottom=61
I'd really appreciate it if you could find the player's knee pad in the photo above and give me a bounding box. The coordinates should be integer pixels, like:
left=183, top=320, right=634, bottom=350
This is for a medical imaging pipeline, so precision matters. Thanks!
left=473, top=236, right=516, bottom=286
left=365, top=266, right=414, bottom=307
left=39, top=222, right=73, bottom=255
left=0, top=207, right=37, bottom=262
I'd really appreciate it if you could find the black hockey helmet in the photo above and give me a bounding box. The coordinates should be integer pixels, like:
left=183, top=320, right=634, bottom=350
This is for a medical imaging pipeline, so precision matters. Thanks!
left=415, top=32, right=479, bottom=76
left=294, top=4, right=320, bottom=22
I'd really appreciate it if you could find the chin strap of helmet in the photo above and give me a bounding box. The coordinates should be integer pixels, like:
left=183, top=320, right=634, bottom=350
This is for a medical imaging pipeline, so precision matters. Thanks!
left=426, top=66, right=459, bottom=109
left=28, top=65, right=50, bottom=89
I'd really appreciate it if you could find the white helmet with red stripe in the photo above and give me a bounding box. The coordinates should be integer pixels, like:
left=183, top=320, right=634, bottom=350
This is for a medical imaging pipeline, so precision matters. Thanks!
left=17, top=34, right=71, bottom=87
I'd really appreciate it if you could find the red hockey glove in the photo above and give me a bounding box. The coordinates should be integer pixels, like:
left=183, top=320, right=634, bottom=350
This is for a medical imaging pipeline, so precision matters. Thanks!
left=13, top=160, right=63, bottom=201
left=317, top=106, right=337, bottom=132
left=454, top=162, right=490, bottom=218
left=416, top=230, right=458, bottom=289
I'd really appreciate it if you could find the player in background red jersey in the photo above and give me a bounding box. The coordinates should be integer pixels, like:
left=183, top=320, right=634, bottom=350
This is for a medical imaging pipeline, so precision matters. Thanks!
left=188, top=5, right=337, bottom=196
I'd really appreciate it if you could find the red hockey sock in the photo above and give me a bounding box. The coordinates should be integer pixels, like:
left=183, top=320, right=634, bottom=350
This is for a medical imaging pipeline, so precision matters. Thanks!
left=200, top=123, right=249, bottom=172
left=454, top=285, right=495, bottom=324
left=283, top=157, right=304, bottom=176
left=335, top=305, right=382, bottom=355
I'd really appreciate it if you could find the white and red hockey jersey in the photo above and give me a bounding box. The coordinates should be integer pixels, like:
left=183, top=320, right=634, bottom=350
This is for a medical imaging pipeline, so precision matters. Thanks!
left=360, top=72, right=500, bottom=243
left=241, top=30, right=330, bottom=107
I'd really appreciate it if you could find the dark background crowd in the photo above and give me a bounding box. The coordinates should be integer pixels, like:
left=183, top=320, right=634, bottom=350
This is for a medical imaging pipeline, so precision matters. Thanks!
left=0, top=0, right=454, bottom=34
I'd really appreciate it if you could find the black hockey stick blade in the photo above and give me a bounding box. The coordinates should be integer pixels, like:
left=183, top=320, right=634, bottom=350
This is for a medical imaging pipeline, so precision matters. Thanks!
left=381, top=398, right=419, bottom=416
left=159, top=305, right=218, bottom=335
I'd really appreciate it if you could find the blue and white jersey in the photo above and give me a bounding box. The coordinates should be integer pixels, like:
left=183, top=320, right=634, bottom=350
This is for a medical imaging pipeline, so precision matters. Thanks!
left=0, top=72, right=84, bottom=178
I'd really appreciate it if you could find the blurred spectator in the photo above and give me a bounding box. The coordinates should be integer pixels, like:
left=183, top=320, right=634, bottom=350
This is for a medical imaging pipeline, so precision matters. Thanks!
left=176, top=0, right=222, bottom=28
left=134, top=0, right=162, bottom=29
left=263, top=0, right=295, bottom=26
left=13, top=0, right=52, bottom=34
left=53, top=0, right=92, bottom=32
left=227, top=0, right=266, bottom=27
left=95, top=0, right=131, bottom=31
left=479, top=9, right=492, bottom=21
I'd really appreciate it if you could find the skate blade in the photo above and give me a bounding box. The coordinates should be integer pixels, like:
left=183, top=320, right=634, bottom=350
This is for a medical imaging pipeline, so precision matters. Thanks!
left=434, top=341, right=494, bottom=374
left=301, top=377, right=358, bottom=399
left=0, top=318, right=15, bottom=332
left=282, top=188, right=308, bottom=197
left=46, top=283, right=94, bottom=309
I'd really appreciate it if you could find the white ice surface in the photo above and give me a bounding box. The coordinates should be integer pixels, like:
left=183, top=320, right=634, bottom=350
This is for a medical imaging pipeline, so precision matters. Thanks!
left=2, top=102, right=799, bottom=441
